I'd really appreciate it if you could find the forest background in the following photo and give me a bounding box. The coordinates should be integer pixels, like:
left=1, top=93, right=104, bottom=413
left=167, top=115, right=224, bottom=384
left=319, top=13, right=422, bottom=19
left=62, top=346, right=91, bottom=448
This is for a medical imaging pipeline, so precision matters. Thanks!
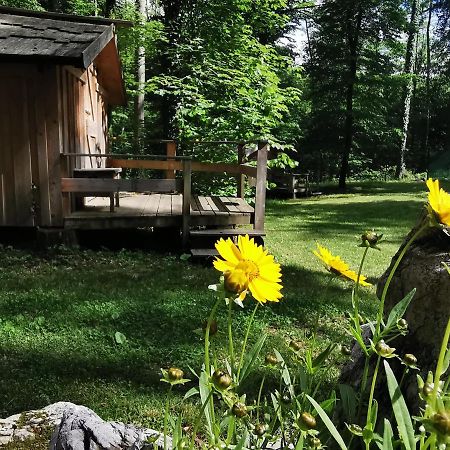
left=2, top=0, right=450, bottom=189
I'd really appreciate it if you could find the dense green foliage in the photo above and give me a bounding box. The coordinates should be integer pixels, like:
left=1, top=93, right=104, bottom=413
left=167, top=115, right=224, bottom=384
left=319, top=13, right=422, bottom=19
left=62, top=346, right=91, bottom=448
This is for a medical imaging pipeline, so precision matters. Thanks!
left=0, top=0, right=449, bottom=182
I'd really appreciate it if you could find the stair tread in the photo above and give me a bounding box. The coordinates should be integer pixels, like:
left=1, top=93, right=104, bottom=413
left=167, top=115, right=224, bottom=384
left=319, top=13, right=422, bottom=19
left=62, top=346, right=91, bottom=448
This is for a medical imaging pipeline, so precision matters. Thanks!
left=190, top=229, right=265, bottom=237
left=191, top=248, right=220, bottom=257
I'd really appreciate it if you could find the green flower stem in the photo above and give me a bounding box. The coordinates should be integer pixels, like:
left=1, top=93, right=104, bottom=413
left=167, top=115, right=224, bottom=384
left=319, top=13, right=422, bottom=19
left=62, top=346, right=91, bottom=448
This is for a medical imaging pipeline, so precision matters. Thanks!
left=376, top=224, right=428, bottom=337
left=356, top=356, right=371, bottom=423
left=164, top=386, right=172, bottom=450
left=431, top=316, right=450, bottom=410
left=227, top=299, right=235, bottom=376
left=237, top=302, right=259, bottom=381
left=366, top=355, right=381, bottom=424
left=204, top=296, right=222, bottom=376
left=354, top=246, right=369, bottom=308
left=256, top=373, right=266, bottom=422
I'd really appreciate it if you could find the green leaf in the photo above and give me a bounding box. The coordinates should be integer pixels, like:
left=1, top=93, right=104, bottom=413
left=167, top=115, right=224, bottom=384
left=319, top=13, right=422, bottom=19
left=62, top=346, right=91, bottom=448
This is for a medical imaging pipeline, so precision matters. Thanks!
left=199, top=369, right=214, bottom=439
left=312, top=343, right=336, bottom=370
left=114, top=331, right=127, bottom=345
left=294, top=433, right=304, bottom=450
left=383, top=361, right=415, bottom=450
left=382, top=419, right=394, bottom=450
left=370, top=399, right=378, bottom=429
left=306, top=395, right=347, bottom=450
left=385, top=289, right=416, bottom=330
left=339, top=384, right=357, bottom=422
left=239, top=333, right=267, bottom=383
left=234, top=428, right=248, bottom=450
left=274, top=349, right=294, bottom=397
left=183, top=387, right=199, bottom=400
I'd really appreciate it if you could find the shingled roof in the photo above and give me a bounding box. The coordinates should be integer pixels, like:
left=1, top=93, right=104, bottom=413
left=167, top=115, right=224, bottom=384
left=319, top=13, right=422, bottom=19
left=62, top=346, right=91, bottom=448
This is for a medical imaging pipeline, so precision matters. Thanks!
left=0, top=7, right=129, bottom=104
left=0, top=9, right=116, bottom=68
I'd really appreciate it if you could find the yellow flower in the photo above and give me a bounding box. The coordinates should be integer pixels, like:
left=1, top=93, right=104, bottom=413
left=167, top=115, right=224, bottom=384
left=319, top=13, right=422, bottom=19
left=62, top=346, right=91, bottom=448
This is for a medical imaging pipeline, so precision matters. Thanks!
left=213, top=235, right=282, bottom=303
left=426, top=178, right=450, bottom=227
left=313, top=244, right=371, bottom=286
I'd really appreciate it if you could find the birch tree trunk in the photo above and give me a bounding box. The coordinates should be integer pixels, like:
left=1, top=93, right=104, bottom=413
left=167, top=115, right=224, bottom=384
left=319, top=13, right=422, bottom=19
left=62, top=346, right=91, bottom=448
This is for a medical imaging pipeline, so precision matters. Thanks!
left=397, top=0, right=420, bottom=179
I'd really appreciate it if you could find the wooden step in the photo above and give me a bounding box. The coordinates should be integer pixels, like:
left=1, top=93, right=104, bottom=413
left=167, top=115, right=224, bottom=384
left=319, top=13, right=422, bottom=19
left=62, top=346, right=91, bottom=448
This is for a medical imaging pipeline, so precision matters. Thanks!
left=190, top=248, right=219, bottom=258
left=190, top=228, right=265, bottom=237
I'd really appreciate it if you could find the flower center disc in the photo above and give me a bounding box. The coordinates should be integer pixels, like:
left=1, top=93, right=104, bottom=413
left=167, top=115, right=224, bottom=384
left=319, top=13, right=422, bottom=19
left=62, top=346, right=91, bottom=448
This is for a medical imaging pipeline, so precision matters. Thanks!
left=236, top=260, right=259, bottom=281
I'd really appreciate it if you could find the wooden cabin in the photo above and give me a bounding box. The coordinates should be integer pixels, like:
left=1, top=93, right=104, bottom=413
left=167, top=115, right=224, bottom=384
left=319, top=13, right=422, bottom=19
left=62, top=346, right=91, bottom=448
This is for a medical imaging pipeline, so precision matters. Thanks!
left=0, top=7, right=269, bottom=252
left=0, top=6, right=127, bottom=229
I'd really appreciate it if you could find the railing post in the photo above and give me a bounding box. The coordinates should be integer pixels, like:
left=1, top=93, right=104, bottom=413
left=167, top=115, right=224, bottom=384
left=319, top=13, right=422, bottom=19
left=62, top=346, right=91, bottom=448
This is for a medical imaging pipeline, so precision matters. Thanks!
left=237, top=143, right=245, bottom=198
left=254, top=141, right=268, bottom=231
left=166, top=141, right=176, bottom=179
left=182, top=158, right=192, bottom=249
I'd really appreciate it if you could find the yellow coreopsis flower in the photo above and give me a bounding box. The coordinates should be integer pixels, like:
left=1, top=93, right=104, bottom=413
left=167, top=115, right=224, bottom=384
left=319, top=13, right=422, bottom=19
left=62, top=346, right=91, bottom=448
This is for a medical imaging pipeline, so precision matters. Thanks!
left=313, top=244, right=371, bottom=286
left=426, top=178, right=450, bottom=227
left=213, top=235, right=282, bottom=303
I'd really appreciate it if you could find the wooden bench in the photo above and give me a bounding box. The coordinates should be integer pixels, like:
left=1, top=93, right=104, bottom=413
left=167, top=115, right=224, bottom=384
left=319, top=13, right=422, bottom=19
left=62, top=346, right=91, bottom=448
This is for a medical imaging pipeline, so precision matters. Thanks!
left=73, top=168, right=122, bottom=212
left=268, top=170, right=311, bottom=199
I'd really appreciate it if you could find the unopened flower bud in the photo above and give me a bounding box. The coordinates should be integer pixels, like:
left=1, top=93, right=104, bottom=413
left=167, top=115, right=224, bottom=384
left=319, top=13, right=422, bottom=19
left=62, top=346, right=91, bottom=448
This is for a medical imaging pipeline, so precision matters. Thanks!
left=341, top=345, right=352, bottom=356
left=311, top=437, right=322, bottom=448
left=397, top=318, right=408, bottom=330
left=299, top=412, right=316, bottom=430
left=265, top=354, right=278, bottom=366
left=289, top=340, right=301, bottom=351
left=375, top=340, right=396, bottom=358
left=254, top=423, right=267, bottom=437
left=432, top=412, right=450, bottom=436
left=402, top=353, right=417, bottom=367
left=168, top=367, right=184, bottom=381
left=212, top=370, right=232, bottom=390
left=232, top=402, right=247, bottom=418
left=361, top=231, right=383, bottom=248
left=224, top=270, right=248, bottom=294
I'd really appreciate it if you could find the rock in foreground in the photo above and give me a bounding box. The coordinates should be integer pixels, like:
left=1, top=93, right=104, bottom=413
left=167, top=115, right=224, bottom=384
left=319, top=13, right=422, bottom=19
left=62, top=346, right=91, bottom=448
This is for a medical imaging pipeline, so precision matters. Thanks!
left=0, top=402, right=169, bottom=449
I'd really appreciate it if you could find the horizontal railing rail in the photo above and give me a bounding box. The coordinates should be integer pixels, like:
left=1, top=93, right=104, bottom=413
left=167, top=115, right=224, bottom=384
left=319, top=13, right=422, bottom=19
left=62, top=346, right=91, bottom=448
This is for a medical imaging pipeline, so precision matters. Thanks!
left=61, top=178, right=182, bottom=194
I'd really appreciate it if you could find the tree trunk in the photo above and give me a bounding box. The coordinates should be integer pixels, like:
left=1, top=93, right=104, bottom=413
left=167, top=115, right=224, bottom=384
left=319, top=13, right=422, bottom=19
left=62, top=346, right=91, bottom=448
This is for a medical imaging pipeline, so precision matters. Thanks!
left=397, top=0, right=420, bottom=179
left=338, top=1, right=362, bottom=190
left=424, top=0, right=433, bottom=170
left=134, top=0, right=146, bottom=153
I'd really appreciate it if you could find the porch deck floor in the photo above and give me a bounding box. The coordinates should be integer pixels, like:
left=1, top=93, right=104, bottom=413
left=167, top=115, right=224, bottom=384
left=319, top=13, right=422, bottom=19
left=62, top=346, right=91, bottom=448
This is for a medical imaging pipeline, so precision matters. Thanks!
left=64, top=193, right=254, bottom=230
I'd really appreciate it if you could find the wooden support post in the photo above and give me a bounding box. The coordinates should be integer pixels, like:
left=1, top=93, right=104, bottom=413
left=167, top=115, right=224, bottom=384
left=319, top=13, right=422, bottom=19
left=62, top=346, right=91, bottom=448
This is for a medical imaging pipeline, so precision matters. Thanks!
left=182, top=159, right=192, bottom=249
left=254, top=141, right=268, bottom=231
left=237, top=143, right=245, bottom=198
left=166, top=141, right=176, bottom=179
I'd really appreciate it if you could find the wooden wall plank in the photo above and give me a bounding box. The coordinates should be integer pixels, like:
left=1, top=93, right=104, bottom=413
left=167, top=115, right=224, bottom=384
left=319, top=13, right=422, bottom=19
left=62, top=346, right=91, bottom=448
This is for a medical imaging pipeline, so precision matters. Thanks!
left=47, top=66, right=64, bottom=226
left=33, top=69, right=52, bottom=226
left=12, top=76, right=33, bottom=226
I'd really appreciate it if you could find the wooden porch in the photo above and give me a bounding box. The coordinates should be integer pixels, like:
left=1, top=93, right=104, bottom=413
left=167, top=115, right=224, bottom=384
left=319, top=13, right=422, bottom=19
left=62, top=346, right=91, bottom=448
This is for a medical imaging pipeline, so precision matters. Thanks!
left=59, top=140, right=270, bottom=251
left=65, top=193, right=254, bottom=230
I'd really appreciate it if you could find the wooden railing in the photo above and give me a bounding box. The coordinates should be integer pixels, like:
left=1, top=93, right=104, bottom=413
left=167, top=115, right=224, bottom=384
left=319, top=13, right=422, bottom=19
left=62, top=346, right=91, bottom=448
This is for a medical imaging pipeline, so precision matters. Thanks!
left=60, top=139, right=269, bottom=243
left=108, top=139, right=268, bottom=230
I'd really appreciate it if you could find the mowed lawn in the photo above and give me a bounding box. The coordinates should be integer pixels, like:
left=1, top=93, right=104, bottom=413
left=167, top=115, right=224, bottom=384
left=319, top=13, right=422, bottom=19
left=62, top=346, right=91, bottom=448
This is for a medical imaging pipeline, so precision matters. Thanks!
left=0, top=181, right=436, bottom=429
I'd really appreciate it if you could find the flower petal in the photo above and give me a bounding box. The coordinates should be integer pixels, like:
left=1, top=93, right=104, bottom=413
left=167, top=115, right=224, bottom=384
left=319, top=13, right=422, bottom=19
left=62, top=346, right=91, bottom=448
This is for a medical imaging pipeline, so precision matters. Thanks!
left=215, top=238, right=242, bottom=265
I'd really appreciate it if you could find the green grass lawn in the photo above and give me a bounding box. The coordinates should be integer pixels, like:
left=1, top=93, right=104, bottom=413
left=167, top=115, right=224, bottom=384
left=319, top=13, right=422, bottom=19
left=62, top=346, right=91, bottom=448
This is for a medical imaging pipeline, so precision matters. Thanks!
left=0, top=181, right=436, bottom=431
